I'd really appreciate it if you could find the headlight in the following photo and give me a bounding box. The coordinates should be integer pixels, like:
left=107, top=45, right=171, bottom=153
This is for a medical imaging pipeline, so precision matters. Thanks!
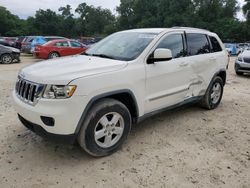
left=13, top=49, right=20, bottom=53
left=43, top=85, right=77, bottom=99
left=238, top=57, right=243, bottom=62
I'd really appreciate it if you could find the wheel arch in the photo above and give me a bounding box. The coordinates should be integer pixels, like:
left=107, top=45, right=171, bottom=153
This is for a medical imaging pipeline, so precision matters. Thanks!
left=215, top=69, right=227, bottom=85
left=48, top=51, right=60, bottom=58
left=75, top=89, right=139, bottom=134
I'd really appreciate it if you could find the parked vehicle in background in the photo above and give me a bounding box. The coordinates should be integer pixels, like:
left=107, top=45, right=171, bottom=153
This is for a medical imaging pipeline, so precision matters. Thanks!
left=30, top=36, right=66, bottom=53
left=79, top=37, right=103, bottom=46
left=224, top=43, right=242, bottom=56
left=0, top=39, right=12, bottom=47
left=4, top=37, right=17, bottom=47
left=235, top=47, right=250, bottom=75
left=237, top=43, right=249, bottom=51
left=0, top=44, right=20, bottom=64
left=34, top=39, right=87, bottom=59
left=14, top=27, right=228, bottom=157
left=13, top=36, right=25, bottom=49
left=21, top=36, right=37, bottom=54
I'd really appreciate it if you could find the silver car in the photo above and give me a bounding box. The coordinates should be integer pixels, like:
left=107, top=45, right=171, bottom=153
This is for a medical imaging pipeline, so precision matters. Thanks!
left=235, top=48, right=250, bottom=75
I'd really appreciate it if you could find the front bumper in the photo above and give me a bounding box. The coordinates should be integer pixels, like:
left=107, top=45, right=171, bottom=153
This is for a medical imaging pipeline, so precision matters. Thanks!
left=18, top=114, right=76, bottom=144
left=235, top=60, right=250, bottom=73
left=13, top=91, right=88, bottom=137
left=12, top=52, right=20, bottom=62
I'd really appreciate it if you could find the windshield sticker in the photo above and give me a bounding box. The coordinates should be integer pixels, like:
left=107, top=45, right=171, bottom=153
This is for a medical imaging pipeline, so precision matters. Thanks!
left=138, top=34, right=157, bottom=39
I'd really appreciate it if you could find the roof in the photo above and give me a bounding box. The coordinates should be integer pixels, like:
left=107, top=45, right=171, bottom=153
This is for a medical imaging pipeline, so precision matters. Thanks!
left=47, top=39, right=74, bottom=43
left=122, top=27, right=213, bottom=35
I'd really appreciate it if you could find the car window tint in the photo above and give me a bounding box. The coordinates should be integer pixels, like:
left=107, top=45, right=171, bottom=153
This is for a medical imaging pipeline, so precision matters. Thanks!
left=70, top=41, right=82, bottom=47
left=55, top=42, right=69, bottom=47
left=209, top=36, right=222, bottom=52
left=157, top=34, right=184, bottom=58
left=186, top=33, right=210, bottom=56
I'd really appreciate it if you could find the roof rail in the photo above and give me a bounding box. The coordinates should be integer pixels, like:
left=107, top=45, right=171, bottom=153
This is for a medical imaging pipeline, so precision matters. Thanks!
left=171, top=27, right=210, bottom=32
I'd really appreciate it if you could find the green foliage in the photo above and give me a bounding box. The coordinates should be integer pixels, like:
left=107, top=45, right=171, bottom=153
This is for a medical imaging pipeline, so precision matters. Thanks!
left=75, top=3, right=116, bottom=36
left=0, top=1, right=249, bottom=41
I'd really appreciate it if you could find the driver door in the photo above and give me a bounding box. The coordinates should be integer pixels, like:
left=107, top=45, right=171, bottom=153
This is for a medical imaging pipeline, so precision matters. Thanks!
left=145, top=32, right=195, bottom=113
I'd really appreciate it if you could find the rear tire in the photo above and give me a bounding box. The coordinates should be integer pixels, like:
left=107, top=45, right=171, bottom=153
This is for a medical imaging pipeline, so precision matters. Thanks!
left=48, top=52, right=60, bottom=59
left=77, top=98, right=131, bottom=157
left=200, top=76, right=224, bottom=110
left=1, top=54, right=13, bottom=64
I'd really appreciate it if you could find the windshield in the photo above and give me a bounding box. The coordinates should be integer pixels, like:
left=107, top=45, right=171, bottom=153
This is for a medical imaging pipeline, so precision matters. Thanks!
left=84, top=32, right=157, bottom=61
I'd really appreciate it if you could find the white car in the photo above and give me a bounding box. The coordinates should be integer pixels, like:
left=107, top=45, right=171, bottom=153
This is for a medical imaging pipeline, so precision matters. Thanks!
left=13, top=27, right=228, bottom=156
left=235, top=48, right=250, bottom=75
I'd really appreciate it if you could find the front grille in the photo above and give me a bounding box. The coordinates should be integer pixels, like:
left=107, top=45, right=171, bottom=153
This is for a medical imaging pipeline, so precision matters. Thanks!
left=244, top=58, right=250, bottom=63
left=15, top=77, right=45, bottom=105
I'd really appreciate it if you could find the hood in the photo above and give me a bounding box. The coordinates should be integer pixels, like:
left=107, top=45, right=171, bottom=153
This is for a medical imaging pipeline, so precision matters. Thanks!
left=241, top=50, right=250, bottom=58
left=5, top=46, right=20, bottom=53
left=19, top=55, right=128, bottom=85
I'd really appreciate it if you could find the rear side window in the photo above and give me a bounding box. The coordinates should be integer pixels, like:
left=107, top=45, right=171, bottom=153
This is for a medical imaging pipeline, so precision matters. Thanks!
left=55, top=42, right=69, bottom=47
left=209, top=36, right=222, bottom=52
left=157, top=34, right=184, bottom=58
left=186, top=34, right=210, bottom=56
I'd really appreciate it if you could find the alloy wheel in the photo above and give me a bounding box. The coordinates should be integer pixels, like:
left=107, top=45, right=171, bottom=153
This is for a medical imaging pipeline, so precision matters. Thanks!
left=94, top=112, right=124, bottom=148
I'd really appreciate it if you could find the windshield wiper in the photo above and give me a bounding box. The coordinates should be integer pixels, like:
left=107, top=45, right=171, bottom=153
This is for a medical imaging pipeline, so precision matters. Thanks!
left=91, top=54, right=115, bottom=60
left=82, top=52, right=114, bottom=60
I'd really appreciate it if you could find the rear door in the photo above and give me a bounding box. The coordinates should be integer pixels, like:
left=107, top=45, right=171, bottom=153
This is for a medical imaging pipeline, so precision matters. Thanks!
left=184, top=33, right=214, bottom=96
left=54, top=41, right=71, bottom=56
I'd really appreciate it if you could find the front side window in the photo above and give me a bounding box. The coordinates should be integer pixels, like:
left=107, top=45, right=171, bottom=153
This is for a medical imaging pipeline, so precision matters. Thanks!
left=209, top=36, right=222, bottom=52
left=70, top=41, right=82, bottom=47
left=157, top=34, right=184, bottom=58
left=186, top=33, right=210, bottom=56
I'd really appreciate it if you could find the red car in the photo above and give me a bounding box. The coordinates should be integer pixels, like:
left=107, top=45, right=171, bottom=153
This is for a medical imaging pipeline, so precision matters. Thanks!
left=35, top=39, right=87, bottom=59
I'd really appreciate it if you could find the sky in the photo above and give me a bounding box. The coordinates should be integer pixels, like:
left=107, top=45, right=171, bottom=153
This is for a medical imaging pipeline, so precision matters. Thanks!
left=0, top=0, right=247, bottom=20
left=0, top=0, right=120, bottom=19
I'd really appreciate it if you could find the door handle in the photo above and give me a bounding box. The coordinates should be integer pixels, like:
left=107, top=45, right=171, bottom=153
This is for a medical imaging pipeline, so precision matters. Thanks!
left=179, top=62, right=188, bottom=67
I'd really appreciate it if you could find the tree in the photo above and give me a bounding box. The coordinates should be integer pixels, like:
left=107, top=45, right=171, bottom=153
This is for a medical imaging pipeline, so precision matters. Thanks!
left=31, top=9, right=61, bottom=35
left=58, top=5, right=76, bottom=37
left=243, top=0, right=250, bottom=21
left=75, top=3, right=116, bottom=36
left=0, top=6, right=25, bottom=36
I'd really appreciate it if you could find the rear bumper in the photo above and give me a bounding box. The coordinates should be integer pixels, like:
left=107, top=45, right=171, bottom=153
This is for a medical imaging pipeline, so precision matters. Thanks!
left=18, top=114, right=77, bottom=144
left=34, top=51, right=48, bottom=59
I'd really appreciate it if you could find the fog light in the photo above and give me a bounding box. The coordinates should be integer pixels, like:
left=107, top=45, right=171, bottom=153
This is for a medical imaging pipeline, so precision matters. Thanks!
left=41, top=116, right=55, bottom=127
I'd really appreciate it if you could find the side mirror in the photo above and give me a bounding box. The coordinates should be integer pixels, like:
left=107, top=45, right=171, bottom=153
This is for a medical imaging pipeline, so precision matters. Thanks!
left=147, top=48, right=173, bottom=64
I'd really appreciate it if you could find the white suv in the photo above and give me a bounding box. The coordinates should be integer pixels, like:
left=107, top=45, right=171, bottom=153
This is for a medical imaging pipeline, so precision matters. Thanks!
left=13, top=27, right=228, bottom=156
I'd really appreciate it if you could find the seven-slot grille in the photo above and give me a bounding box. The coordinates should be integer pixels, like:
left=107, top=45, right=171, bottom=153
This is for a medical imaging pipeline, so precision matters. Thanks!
left=15, top=77, right=44, bottom=105
left=243, top=58, right=250, bottom=63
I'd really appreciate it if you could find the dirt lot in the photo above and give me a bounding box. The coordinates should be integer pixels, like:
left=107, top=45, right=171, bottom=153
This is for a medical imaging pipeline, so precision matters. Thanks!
left=0, top=55, right=249, bottom=188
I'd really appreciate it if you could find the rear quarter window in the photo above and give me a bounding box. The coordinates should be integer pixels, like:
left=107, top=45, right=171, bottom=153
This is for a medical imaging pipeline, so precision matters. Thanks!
left=186, top=33, right=210, bottom=56
left=209, top=36, right=222, bottom=52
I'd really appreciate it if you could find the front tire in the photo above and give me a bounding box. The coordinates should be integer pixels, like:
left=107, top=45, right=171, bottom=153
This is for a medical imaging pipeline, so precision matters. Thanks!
left=235, top=70, right=243, bottom=76
left=1, top=54, right=13, bottom=64
left=200, top=76, right=224, bottom=110
left=78, top=98, right=131, bottom=157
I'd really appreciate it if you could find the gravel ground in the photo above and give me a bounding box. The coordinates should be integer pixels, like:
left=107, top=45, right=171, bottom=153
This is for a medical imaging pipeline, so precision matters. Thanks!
left=0, top=55, right=249, bottom=188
